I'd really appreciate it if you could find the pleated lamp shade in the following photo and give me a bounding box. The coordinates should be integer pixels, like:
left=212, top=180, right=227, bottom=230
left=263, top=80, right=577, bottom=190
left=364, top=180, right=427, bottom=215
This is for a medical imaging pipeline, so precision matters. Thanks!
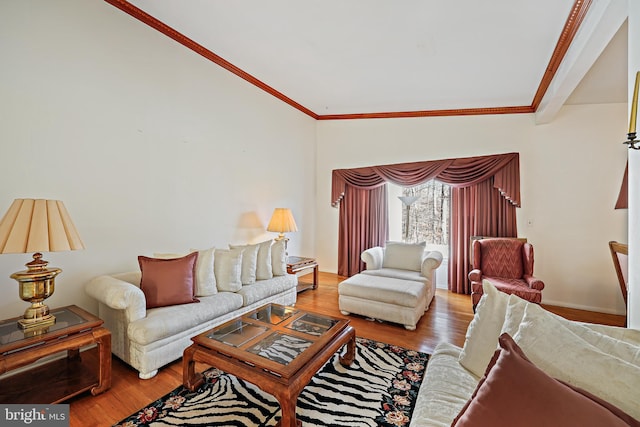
left=0, top=199, right=84, bottom=254
left=267, top=208, right=298, bottom=238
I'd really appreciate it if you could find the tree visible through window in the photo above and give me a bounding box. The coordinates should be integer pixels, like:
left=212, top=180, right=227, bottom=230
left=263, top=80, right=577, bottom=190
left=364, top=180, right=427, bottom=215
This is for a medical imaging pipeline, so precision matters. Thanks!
left=401, top=180, right=450, bottom=245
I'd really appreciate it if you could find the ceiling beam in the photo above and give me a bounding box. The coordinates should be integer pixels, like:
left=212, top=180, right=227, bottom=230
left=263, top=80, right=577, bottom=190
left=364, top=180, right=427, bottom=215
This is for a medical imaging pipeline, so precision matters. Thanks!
left=535, top=0, right=628, bottom=124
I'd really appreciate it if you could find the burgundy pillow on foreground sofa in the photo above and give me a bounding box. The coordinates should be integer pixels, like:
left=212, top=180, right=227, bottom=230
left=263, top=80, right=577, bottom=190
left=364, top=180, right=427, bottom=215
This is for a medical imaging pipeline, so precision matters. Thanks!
left=452, top=333, right=640, bottom=427
left=138, top=252, right=200, bottom=309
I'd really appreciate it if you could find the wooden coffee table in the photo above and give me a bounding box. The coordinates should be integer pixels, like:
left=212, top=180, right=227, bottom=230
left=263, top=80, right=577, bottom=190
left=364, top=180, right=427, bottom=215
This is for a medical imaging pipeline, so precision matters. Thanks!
left=183, top=304, right=356, bottom=427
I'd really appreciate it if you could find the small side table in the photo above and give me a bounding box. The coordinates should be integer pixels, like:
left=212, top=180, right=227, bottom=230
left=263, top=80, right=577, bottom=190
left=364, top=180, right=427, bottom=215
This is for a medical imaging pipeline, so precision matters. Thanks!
left=0, top=305, right=111, bottom=403
left=287, top=256, right=318, bottom=293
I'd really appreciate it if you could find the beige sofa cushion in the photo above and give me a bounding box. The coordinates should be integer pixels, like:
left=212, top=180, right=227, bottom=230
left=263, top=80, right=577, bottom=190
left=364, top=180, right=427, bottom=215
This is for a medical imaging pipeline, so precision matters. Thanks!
left=236, top=274, right=297, bottom=306
left=453, top=334, right=640, bottom=427
left=361, top=268, right=427, bottom=284
left=128, top=292, right=244, bottom=345
left=191, top=247, right=217, bottom=296
left=411, top=342, right=478, bottom=427
left=271, top=239, right=287, bottom=276
left=229, top=243, right=259, bottom=285
left=155, top=248, right=218, bottom=297
left=382, top=241, right=425, bottom=271
left=256, top=239, right=274, bottom=279
left=513, top=304, right=640, bottom=420
left=339, top=274, right=426, bottom=308
left=214, top=249, right=243, bottom=292
left=458, top=281, right=509, bottom=377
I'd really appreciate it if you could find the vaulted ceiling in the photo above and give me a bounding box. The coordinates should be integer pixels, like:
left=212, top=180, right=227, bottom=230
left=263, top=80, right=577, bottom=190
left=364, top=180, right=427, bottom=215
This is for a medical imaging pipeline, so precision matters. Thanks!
left=107, top=0, right=628, bottom=121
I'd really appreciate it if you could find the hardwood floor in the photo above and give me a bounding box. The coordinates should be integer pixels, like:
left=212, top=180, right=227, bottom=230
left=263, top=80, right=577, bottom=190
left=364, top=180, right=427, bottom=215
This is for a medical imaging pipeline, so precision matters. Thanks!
left=68, top=271, right=625, bottom=426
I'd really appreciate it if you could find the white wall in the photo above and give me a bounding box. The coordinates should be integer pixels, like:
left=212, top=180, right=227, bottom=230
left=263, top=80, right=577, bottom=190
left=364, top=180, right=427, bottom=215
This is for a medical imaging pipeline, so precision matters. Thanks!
left=0, top=0, right=629, bottom=320
left=0, top=0, right=316, bottom=319
left=317, top=104, right=628, bottom=314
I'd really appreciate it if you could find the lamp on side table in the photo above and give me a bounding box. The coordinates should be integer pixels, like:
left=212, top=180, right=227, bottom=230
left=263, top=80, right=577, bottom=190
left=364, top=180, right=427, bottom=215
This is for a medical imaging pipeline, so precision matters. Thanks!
left=0, top=199, right=84, bottom=331
left=267, top=208, right=298, bottom=254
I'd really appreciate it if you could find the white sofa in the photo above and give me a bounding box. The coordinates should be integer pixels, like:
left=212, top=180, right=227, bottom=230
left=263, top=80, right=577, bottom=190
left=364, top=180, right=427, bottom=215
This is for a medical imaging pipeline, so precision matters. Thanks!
left=410, top=282, right=640, bottom=426
left=85, top=243, right=297, bottom=379
left=338, top=242, right=443, bottom=330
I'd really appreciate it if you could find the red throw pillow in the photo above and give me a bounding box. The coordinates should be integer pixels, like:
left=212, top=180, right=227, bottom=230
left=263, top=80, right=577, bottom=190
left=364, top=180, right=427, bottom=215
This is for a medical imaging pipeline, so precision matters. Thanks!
left=138, top=252, right=200, bottom=309
left=452, top=333, right=640, bottom=427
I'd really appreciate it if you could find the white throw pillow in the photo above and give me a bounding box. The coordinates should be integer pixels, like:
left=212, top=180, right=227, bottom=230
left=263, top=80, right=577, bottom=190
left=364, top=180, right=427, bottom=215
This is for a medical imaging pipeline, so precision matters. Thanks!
left=458, top=280, right=510, bottom=377
left=214, top=249, right=243, bottom=292
left=499, top=294, right=529, bottom=337
left=382, top=241, right=425, bottom=271
left=153, top=249, right=217, bottom=297
left=190, top=247, right=217, bottom=296
left=229, top=244, right=258, bottom=285
left=271, top=239, right=287, bottom=276
left=513, top=304, right=640, bottom=420
left=500, top=296, right=640, bottom=366
left=255, top=239, right=273, bottom=280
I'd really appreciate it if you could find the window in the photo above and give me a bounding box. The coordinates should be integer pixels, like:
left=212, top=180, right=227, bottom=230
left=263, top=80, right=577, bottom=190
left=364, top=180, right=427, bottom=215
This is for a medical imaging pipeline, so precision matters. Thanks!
left=401, top=180, right=449, bottom=245
left=391, top=180, right=450, bottom=288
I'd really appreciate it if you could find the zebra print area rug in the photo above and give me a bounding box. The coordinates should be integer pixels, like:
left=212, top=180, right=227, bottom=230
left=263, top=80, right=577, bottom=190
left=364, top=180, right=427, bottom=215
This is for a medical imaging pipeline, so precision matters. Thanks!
left=114, top=337, right=428, bottom=427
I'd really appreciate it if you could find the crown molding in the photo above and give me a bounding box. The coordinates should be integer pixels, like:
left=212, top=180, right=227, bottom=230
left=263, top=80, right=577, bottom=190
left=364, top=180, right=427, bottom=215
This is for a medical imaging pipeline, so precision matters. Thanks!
left=104, top=0, right=320, bottom=120
left=531, top=0, right=592, bottom=110
left=105, top=0, right=590, bottom=121
left=316, top=106, right=534, bottom=121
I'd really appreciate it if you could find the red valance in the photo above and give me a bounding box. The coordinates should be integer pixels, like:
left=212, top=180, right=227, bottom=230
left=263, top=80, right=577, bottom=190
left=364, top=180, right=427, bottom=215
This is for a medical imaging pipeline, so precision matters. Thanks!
left=332, top=152, right=521, bottom=208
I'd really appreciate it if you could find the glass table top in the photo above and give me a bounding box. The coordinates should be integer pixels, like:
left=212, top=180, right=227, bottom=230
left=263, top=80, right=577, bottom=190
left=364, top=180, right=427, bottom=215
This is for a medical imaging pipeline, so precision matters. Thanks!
left=247, top=304, right=297, bottom=325
left=287, top=313, right=338, bottom=337
left=246, top=332, right=313, bottom=365
left=207, top=320, right=268, bottom=347
left=205, top=304, right=342, bottom=366
left=0, top=307, right=87, bottom=346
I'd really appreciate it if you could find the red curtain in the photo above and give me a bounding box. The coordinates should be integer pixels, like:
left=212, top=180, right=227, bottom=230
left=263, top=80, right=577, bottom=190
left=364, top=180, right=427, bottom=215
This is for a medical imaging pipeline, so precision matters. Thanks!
left=332, top=153, right=520, bottom=291
left=615, top=161, right=628, bottom=209
left=449, top=178, right=518, bottom=294
left=338, top=185, right=388, bottom=276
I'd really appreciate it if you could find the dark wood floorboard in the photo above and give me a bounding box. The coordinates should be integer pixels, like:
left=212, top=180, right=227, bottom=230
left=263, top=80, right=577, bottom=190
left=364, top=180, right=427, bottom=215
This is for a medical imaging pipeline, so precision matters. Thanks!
left=67, top=271, right=625, bottom=426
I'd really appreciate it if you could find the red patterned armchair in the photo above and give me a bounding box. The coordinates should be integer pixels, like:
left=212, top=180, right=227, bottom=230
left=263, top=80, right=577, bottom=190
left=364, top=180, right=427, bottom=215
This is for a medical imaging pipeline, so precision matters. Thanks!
left=468, top=238, right=544, bottom=308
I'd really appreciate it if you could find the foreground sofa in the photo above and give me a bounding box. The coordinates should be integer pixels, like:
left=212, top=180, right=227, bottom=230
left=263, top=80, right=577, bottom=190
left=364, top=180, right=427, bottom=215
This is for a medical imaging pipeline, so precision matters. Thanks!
left=410, top=281, right=640, bottom=426
left=85, top=241, right=297, bottom=379
left=338, top=242, right=443, bottom=330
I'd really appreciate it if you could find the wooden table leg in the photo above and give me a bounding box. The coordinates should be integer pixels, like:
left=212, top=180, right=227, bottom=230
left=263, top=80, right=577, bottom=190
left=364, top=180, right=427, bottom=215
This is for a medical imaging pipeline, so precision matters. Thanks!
left=183, top=345, right=204, bottom=391
left=274, top=389, right=302, bottom=427
left=91, top=327, right=112, bottom=395
left=312, top=265, right=318, bottom=289
left=339, top=328, right=356, bottom=366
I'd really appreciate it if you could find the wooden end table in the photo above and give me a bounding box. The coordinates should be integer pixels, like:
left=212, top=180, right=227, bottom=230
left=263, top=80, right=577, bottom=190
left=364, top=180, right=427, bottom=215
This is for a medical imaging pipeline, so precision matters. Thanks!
left=183, top=304, right=355, bottom=427
left=0, top=305, right=111, bottom=403
left=287, top=256, right=318, bottom=292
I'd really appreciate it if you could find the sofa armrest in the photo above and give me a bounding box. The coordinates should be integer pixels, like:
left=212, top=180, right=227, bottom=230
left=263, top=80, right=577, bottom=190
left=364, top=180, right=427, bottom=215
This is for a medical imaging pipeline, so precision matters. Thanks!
left=421, top=251, right=443, bottom=277
left=85, top=272, right=147, bottom=323
left=524, top=275, right=545, bottom=291
left=468, top=269, right=482, bottom=283
left=361, top=246, right=384, bottom=270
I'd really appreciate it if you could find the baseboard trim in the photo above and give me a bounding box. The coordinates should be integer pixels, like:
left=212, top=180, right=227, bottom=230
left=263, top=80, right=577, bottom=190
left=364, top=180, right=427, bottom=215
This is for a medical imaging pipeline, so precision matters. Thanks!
left=542, top=298, right=626, bottom=316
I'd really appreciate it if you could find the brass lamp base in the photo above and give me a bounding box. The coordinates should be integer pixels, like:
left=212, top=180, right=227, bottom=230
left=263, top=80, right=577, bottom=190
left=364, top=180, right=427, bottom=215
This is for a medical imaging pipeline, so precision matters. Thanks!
left=10, top=253, right=60, bottom=330
left=18, top=302, right=56, bottom=330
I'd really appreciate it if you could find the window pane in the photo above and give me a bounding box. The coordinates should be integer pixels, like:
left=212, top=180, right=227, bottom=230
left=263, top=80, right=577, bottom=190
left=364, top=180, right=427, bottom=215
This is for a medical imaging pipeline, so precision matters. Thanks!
left=401, top=180, right=450, bottom=245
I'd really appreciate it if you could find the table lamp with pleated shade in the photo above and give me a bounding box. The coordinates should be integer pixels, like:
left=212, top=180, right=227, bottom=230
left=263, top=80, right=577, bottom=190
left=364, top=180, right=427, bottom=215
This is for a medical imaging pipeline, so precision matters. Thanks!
left=267, top=208, right=298, bottom=254
left=0, top=199, right=84, bottom=330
